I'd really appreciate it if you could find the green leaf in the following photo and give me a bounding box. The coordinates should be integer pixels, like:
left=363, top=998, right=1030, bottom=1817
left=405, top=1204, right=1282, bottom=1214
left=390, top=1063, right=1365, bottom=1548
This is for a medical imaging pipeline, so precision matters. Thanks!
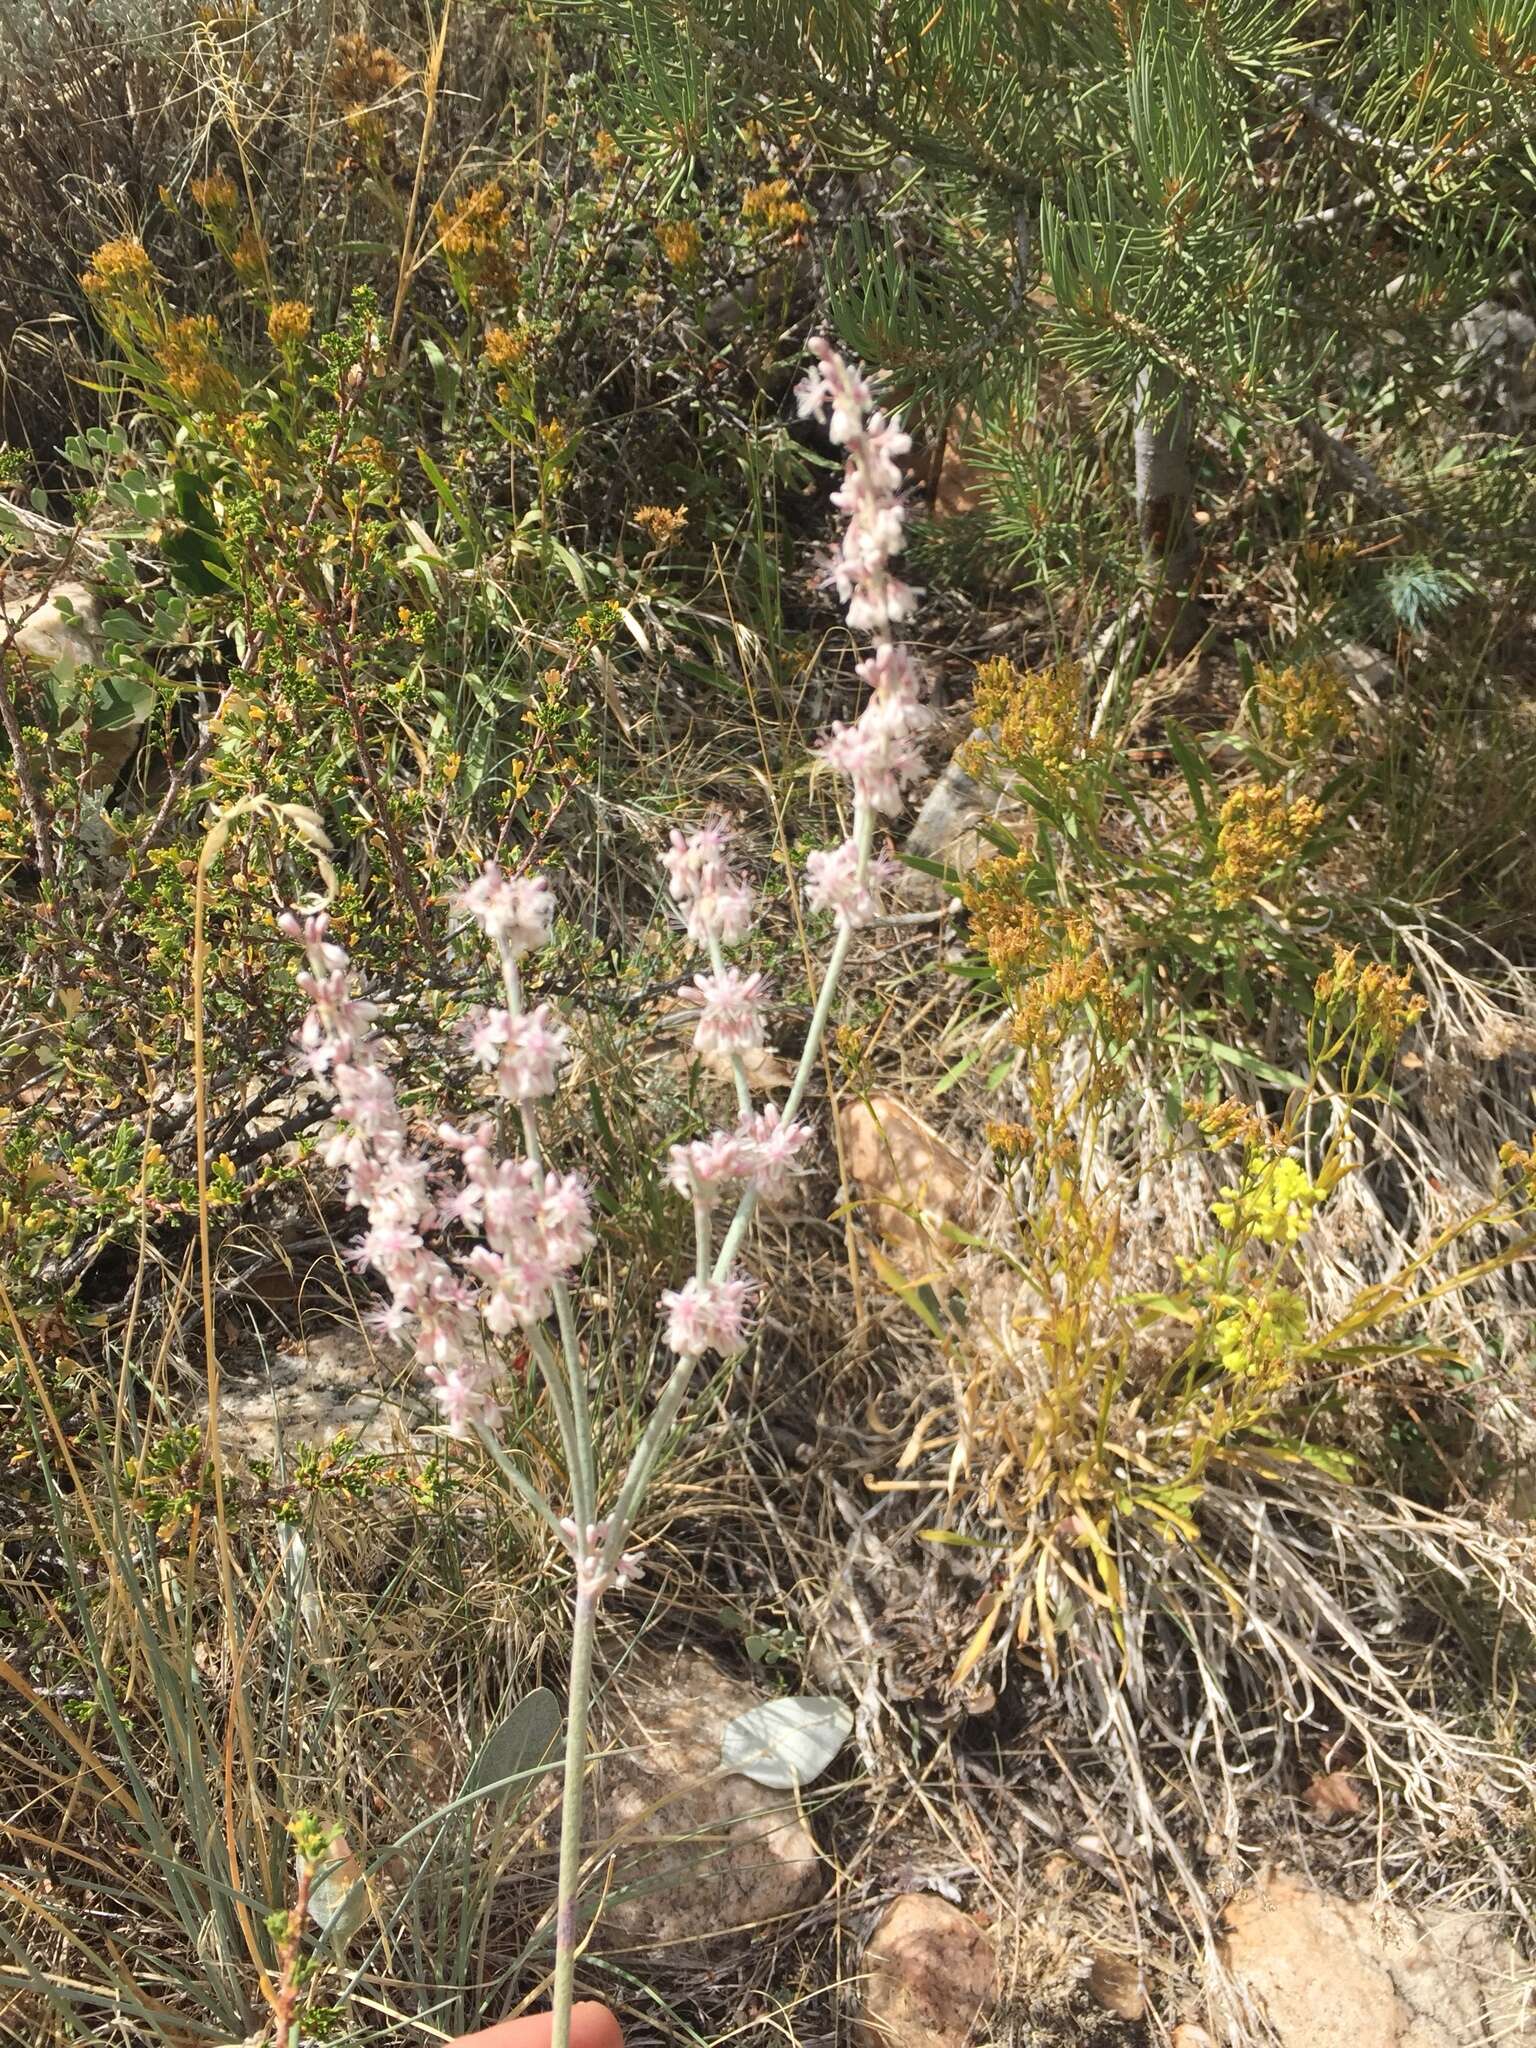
left=464, top=1687, right=562, bottom=1819
left=92, top=673, right=158, bottom=731
left=1177, top=1030, right=1306, bottom=1092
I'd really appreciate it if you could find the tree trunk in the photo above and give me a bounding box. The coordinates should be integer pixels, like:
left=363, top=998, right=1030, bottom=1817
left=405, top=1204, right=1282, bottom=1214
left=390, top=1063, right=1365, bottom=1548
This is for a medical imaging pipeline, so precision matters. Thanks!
left=1132, top=365, right=1198, bottom=649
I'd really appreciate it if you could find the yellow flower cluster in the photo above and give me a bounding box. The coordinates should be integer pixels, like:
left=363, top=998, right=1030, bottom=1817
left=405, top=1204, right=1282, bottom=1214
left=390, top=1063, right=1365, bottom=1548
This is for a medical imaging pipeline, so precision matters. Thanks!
left=1499, top=1134, right=1536, bottom=1211
left=328, top=32, right=410, bottom=108
left=655, top=219, right=703, bottom=270
left=482, top=324, right=531, bottom=371
left=438, top=181, right=512, bottom=260
left=81, top=236, right=156, bottom=303
left=1298, top=534, right=1362, bottom=575
left=1211, top=781, right=1322, bottom=907
left=632, top=503, right=688, bottom=551
left=1213, top=1153, right=1323, bottom=1247
left=190, top=172, right=239, bottom=215
left=156, top=315, right=238, bottom=410
left=1211, top=1286, right=1306, bottom=1385
left=984, top=1120, right=1032, bottom=1160
left=1254, top=656, right=1353, bottom=753
left=1014, top=945, right=1135, bottom=1052
left=230, top=227, right=268, bottom=283
left=591, top=129, right=623, bottom=174
left=963, top=853, right=1053, bottom=993
left=961, top=656, right=1097, bottom=782
left=1185, top=1095, right=1266, bottom=1150
left=741, top=177, right=810, bottom=235
left=1314, top=944, right=1425, bottom=1051
left=267, top=299, right=313, bottom=347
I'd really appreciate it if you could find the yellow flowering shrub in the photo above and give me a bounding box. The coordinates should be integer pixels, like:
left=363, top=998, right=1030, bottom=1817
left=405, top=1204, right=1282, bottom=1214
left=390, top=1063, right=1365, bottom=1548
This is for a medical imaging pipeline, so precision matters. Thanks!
left=1211, top=780, right=1323, bottom=905
left=266, top=299, right=313, bottom=347
left=1212, top=1152, right=1324, bottom=1246
left=655, top=219, right=703, bottom=269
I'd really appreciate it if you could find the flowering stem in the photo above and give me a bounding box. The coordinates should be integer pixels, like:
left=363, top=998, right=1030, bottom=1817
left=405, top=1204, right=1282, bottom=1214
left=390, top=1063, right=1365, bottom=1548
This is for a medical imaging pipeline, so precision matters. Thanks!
left=706, top=932, right=756, bottom=1121
left=474, top=1422, right=568, bottom=1543
left=603, top=801, right=876, bottom=1568
left=713, top=802, right=873, bottom=1283
left=499, top=939, right=597, bottom=1528
left=550, top=1582, right=599, bottom=2048
left=526, top=1324, right=592, bottom=1532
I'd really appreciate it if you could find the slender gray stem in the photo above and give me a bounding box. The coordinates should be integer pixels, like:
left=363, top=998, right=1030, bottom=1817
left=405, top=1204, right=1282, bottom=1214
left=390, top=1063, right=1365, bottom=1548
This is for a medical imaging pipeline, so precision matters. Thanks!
left=550, top=1583, right=598, bottom=2048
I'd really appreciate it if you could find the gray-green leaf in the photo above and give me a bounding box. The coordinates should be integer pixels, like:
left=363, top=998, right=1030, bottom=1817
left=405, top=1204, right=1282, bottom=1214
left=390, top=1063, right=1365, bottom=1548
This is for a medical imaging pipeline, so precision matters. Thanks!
left=720, top=1696, right=852, bottom=1789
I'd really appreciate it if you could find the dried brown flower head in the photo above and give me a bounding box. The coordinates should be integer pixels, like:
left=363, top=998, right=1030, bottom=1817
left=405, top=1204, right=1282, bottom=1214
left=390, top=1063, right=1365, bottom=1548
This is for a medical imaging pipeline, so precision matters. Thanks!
left=329, top=32, right=409, bottom=109
left=632, top=504, right=688, bottom=551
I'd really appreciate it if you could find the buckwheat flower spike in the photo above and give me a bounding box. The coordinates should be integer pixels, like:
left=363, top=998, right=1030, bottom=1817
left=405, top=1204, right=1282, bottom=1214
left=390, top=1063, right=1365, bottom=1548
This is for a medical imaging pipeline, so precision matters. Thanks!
left=661, top=1272, right=756, bottom=1358
left=681, top=966, right=769, bottom=1058
left=663, top=821, right=757, bottom=947
left=455, top=862, right=555, bottom=955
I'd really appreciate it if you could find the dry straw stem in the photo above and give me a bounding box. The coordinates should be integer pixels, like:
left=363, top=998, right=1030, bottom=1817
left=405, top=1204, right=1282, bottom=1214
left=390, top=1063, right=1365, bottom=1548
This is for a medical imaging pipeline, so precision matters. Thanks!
left=387, top=0, right=454, bottom=362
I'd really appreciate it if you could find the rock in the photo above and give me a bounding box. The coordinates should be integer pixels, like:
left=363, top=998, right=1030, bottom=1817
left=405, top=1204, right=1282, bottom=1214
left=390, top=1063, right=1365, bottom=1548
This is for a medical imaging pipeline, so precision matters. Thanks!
left=902, top=746, right=1031, bottom=890
left=0, top=579, right=139, bottom=795
left=1087, top=1950, right=1145, bottom=2022
left=216, top=1326, right=426, bottom=1465
left=3, top=578, right=101, bottom=678
left=1222, top=1872, right=1536, bottom=2048
left=857, top=1893, right=996, bottom=2048
left=838, top=1094, right=976, bottom=1270
left=593, top=1651, right=824, bottom=1951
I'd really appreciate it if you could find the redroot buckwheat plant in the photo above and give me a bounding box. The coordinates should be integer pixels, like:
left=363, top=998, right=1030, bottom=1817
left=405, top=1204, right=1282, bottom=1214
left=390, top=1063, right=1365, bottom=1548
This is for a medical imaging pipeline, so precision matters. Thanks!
left=283, top=340, right=929, bottom=2046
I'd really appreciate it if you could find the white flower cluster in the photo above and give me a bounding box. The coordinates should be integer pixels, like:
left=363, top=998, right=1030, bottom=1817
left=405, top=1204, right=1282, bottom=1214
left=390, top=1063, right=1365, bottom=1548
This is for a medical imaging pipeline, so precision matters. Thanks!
left=796, top=337, right=932, bottom=927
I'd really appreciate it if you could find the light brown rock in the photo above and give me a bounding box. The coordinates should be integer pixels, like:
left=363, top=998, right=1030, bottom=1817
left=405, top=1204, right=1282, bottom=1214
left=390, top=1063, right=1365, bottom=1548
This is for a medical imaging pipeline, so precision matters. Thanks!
left=216, top=1326, right=425, bottom=1464
left=594, top=1651, right=824, bottom=1950
left=1, top=580, right=138, bottom=795
left=857, top=1893, right=996, bottom=2048
left=1088, top=1949, right=1145, bottom=2021
left=1223, top=1872, right=1536, bottom=2048
left=838, top=1094, right=975, bottom=1268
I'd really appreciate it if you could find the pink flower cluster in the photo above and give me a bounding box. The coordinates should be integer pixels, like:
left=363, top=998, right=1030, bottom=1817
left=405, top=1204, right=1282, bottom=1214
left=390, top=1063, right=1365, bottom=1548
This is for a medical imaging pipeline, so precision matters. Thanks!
left=797, top=336, right=918, bottom=635
left=796, top=340, right=934, bottom=921
left=805, top=836, right=902, bottom=931
left=653, top=343, right=932, bottom=1362
left=666, top=1102, right=810, bottom=1207
left=284, top=877, right=590, bottom=1437
left=660, top=1274, right=756, bottom=1359
left=681, top=965, right=769, bottom=1059
left=455, top=863, right=554, bottom=955
left=464, top=1001, right=570, bottom=1101
left=661, top=821, right=756, bottom=947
